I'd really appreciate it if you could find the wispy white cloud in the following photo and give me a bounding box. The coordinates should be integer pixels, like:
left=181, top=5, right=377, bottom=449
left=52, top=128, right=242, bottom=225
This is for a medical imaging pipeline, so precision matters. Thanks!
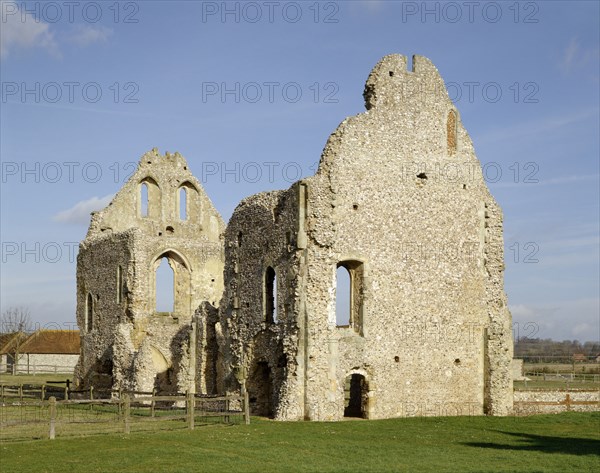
left=67, top=24, right=113, bottom=47
left=0, top=1, right=59, bottom=59
left=349, top=0, right=385, bottom=14
left=490, top=173, right=600, bottom=189
left=510, top=299, right=599, bottom=342
left=53, top=194, right=114, bottom=225
left=559, top=38, right=599, bottom=75
left=475, top=108, right=599, bottom=145
left=0, top=3, right=113, bottom=59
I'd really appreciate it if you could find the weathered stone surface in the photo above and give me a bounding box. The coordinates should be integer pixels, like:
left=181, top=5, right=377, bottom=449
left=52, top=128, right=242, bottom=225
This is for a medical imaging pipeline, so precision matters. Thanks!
left=220, top=54, right=513, bottom=420
left=75, top=149, right=224, bottom=394
left=76, top=55, right=514, bottom=419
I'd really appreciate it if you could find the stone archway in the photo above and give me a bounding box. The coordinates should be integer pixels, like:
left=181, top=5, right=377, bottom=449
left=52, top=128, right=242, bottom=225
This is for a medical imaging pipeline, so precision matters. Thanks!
left=344, top=373, right=369, bottom=418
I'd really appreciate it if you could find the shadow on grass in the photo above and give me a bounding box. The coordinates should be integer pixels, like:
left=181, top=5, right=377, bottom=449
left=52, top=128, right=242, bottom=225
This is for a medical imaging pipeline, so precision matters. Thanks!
left=464, top=431, right=600, bottom=456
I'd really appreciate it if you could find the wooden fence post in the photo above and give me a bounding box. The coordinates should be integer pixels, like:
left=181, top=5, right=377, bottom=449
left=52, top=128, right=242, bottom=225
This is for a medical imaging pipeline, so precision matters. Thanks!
left=49, top=397, right=57, bottom=440
left=64, top=385, right=69, bottom=401
left=123, top=394, right=131, bottom=434
left=187, top=391, right=194, bottom=430
left=19, top=384, right=23, bottom=402
left=151, top=388, right=156, bottom=418
left=41, top=384, right=45, bottom=401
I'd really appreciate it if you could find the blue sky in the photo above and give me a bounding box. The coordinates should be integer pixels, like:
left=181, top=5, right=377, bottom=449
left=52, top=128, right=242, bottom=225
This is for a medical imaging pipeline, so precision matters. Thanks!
left=1, top=0, right=598, bottom=342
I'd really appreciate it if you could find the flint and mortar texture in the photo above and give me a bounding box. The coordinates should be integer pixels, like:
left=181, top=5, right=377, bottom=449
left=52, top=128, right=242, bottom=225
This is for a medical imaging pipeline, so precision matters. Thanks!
left=76, top=54, right=513, bottom=419
left=221, top=54, right=513, bottom=420
left=75, top=149, right=224, bottom=394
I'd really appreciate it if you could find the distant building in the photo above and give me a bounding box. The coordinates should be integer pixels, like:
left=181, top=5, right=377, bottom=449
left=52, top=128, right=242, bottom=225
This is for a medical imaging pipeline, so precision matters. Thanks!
left=0, top=330, right=80, bottom=374
left=572, top=353, right=587, bottom=363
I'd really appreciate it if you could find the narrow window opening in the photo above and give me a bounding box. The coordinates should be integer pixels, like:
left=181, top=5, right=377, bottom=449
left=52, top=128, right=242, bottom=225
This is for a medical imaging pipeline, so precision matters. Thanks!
left=238, top=231, right=243, bottom=247
left=117, top=266, right=123, bottom=304
left=389, top=70, right=394, bottom=77
left=155, top=257, right=174, bottom=314
left=352, top=204, right=359, bottom=210
left=335, top=261, right=365, bottom=334
left=336, top=266, right=351, bottom=327
left=86, top=293, right=93, bottom=332
left=179, top=187, right=187, bottom=220
left=394, top=356, right=400, bottom=363
left=265, top=267, right=277, bottom=324
left=140, top=182, right=149, bottom=217
left=417, top=173, right=427, bottom=180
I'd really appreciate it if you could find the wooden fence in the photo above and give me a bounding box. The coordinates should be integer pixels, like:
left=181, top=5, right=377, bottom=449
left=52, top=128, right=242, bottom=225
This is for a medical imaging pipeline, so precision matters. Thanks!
left=0, top=387, right=250, bottom=441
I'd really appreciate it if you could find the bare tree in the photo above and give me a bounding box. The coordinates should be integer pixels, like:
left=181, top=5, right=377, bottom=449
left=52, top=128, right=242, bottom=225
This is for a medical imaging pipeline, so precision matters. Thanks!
left=1, top=306, right=33, bottom=375
left=1, top=306, right=32, bottom=334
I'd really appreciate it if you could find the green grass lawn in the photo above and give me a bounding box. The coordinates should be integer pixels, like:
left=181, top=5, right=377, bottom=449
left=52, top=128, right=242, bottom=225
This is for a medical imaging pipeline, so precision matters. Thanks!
left=1, top=412, right=599, bottom=473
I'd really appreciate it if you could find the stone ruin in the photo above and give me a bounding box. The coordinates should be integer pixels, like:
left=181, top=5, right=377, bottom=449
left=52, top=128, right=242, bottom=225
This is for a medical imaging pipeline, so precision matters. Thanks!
left=74, top=54, right=514, bottom=420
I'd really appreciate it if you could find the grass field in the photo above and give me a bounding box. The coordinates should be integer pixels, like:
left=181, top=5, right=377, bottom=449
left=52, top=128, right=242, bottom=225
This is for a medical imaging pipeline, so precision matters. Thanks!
left=0, top=373, right=71, bottom=385
left=1, top=412, right=598, bottom=473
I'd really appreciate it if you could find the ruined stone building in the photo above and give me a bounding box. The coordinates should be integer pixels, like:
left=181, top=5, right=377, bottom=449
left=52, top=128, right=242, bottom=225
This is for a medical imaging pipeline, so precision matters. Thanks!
left=75, top=152, right=224, bottom=394
left=75, top=54, right=513, bottom=420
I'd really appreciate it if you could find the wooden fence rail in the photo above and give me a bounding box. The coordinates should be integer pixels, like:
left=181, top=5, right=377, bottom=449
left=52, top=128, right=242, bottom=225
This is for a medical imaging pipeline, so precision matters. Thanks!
left=1, top=390, right=249, bottom=441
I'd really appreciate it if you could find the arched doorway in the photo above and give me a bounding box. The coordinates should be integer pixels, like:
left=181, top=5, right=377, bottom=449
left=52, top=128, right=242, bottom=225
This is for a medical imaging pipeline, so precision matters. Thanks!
left=247, top=361, right=273, bottom=418
left=344, top=373, right=368, bottom=418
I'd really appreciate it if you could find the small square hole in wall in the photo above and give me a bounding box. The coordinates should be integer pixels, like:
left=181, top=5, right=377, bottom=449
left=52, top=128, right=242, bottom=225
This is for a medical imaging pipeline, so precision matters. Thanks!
left=463, top=184, right=467, bottom=190
left=394, top=356, right=400, bottom=363
left=353, top=204, right=359, bottom=210
left=147, top=161, right=152, bottom=164
left=454, top=358, right=461, bottom=365
left=166, top=226, right=174, bottom=234
left=417, top=173, right=427, bottom=180
left=158, top=232, right=163, bottom=236
left=389, top=71, right=394, bottom=77
left=246, top=302, right=250, bottom=308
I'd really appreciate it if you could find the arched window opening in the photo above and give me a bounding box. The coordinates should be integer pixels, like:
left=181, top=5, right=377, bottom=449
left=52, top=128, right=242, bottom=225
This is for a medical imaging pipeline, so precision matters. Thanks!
left=179, top=187, right=187, bottom=221
left=117, top=266, right=123, bottom=303
left=86, top=293, right=93, bottom=332
left=335, top=261, right=365, bottom=334
left=140, top=182, right=149, bottom=217
left=344, top=373, right=368, bottom=418
left=265, top=266, right=277, bottom=324
left=155, top=257, right=174, bottom=313
left=139, top=177, right=160, bottom=219
left=336, top=266, right=351, bottom=327
left=447, top=109, right=457, bottom=156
